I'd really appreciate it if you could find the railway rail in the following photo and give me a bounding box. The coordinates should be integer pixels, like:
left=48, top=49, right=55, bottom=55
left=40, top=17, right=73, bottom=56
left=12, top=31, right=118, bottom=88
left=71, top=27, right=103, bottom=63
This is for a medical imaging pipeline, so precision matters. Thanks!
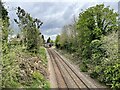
left=47, top=48, right=108, bottom=90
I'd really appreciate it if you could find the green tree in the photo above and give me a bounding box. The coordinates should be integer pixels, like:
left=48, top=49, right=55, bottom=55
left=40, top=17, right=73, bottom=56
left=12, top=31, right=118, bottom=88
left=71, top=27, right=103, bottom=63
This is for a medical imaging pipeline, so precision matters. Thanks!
left=41, top=35, right=45, bottom=44
left=76, top=4, right=118, bottom=61
left=0, top=1, right=10, bottom=54
left=50, top=40, right=54, bottom=43
left=55, top=35, right=60, bottom=48
left=14, top=7, right=43, bottom=52
left=47, top=37, right=51, bottom=43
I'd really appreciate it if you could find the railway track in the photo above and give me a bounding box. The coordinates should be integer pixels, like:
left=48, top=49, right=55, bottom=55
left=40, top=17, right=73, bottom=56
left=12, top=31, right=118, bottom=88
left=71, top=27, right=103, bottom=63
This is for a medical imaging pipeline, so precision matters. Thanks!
left=47, top=48, right=108, bottom=89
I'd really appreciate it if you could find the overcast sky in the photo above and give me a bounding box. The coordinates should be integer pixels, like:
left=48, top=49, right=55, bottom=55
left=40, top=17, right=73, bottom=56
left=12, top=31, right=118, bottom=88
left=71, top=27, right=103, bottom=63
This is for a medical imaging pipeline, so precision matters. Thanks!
left=3, top=0, right=119, bottom=40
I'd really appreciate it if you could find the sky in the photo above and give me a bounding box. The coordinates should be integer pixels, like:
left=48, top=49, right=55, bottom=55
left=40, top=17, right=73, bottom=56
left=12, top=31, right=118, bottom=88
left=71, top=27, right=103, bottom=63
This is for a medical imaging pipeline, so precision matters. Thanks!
left=3, top=0, right=119, bottom=40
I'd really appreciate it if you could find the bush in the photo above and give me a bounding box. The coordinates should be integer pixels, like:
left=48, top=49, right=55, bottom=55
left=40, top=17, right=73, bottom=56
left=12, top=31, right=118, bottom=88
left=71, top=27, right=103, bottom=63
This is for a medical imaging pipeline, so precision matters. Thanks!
left=79, top=61, right=88, bottom=72
left=93, top=63, right=120, bottom=88
left=90, top=31, right=119, bottom=89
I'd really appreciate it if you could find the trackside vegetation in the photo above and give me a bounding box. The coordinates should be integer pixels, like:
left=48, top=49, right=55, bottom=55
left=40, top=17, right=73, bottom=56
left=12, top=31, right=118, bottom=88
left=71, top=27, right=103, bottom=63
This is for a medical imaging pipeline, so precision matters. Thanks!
left=55, top=4, right=119, bottom=89
left=1, top=1, right=50, bottom=88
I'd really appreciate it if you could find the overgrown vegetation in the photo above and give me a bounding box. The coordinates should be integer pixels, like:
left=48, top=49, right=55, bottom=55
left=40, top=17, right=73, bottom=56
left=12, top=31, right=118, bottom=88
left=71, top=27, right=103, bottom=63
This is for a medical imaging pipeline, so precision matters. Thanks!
left=2, top=46, right=50, bottom=88
left=55, top=4, right=119, bottom=89
left=1, top=1, right=49, bottom=88
left=14, top=7, right=43, bottom=53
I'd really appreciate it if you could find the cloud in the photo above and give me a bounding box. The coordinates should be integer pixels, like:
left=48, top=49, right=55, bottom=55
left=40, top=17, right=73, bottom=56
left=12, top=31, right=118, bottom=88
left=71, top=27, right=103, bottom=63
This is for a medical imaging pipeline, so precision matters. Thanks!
left=44, top=34, right=58, bottom=41
left=3, top=0, right=120, bottom=2
left=4, top=1, right=118, bottom=40
left=41, top=28, right=61, bottom=35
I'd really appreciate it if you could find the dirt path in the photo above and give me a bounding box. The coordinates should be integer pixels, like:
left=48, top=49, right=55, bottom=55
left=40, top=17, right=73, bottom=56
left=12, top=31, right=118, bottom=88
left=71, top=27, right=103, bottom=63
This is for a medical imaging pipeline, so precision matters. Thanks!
left=47, top=48, right=108, bottom=89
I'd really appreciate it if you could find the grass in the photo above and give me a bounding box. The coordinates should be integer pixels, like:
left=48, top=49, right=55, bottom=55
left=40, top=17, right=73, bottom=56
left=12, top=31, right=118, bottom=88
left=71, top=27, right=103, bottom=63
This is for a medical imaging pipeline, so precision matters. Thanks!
left=38, top=47, right=48, bottom=66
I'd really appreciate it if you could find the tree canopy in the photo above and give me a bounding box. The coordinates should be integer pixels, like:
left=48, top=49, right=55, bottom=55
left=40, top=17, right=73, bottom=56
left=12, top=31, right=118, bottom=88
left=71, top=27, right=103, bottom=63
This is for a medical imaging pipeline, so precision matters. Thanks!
left=14, top=7, right=43, bottom=52
left=55, top=4, right=119, bottom=88
left=47, top=37, right=51, bottom=43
